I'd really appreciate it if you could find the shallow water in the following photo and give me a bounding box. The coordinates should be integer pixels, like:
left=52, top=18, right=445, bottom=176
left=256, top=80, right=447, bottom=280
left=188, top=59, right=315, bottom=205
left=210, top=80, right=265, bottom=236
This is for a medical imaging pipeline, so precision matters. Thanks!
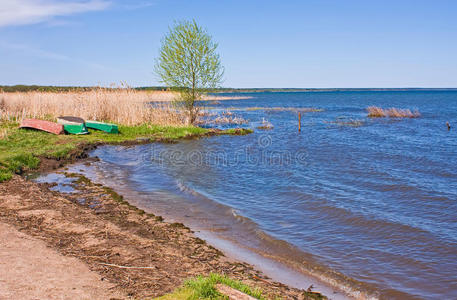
left=78, top=91, right=456, bottom=299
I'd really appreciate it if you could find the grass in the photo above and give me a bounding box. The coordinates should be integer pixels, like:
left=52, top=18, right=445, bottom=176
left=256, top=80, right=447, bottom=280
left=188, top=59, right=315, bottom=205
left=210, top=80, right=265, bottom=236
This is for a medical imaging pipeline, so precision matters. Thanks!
left=0, top=121, right=210, bottom=182
left=367, top=106, right=420, bottom=118
left=154, top=273, right=264, bottom=300
left=218, top=128, right=253, bottom=135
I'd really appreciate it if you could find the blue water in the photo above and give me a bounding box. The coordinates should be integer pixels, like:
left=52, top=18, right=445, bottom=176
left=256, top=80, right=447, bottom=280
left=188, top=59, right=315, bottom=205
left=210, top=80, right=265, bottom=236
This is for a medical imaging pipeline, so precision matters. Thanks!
left=89, top=91, right=457, bottom=299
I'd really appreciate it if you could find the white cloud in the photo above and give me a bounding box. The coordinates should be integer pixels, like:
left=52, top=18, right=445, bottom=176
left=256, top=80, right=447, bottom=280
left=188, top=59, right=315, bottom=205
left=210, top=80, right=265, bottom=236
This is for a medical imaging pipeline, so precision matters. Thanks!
left=119, top=1, right=156, bottom=10
left=0, top=0, right=111, bottom=27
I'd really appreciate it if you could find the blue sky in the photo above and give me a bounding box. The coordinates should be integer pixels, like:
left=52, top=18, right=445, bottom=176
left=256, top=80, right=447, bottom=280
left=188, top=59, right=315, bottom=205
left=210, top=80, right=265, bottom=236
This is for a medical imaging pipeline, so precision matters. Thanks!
left=1, top=0, right=456, bottom=88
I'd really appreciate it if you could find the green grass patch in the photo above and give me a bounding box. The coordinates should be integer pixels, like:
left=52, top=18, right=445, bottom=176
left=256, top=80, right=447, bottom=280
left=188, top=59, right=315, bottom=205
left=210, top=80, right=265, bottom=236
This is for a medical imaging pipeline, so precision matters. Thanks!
left=154, top=273, right=264, bottom=300
left=219, top=128, right=253, bottom=135
left=0, top=168, right=12, bottom=181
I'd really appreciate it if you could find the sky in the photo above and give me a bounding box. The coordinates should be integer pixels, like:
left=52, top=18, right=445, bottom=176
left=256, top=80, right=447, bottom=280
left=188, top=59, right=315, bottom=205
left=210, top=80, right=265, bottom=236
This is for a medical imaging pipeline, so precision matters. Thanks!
left=0, top=0, right=456, bottom=88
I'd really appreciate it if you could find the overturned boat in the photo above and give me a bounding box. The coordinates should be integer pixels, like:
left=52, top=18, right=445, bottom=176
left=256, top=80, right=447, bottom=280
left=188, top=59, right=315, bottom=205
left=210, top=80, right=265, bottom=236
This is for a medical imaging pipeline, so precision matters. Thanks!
left=19, top=119, right=65, bottom=135
left=57, top=116, right=88, bottom=135
left=86, top=120, right=119, bottom=134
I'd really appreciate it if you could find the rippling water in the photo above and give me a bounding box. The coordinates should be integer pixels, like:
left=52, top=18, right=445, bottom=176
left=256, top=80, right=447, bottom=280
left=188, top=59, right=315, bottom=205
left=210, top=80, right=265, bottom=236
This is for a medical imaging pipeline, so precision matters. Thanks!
left=85, top=91, right=456, bottom=299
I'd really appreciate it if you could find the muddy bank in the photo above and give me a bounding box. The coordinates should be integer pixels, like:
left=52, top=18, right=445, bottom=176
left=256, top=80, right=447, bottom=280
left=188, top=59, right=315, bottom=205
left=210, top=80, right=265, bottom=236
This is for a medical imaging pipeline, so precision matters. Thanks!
left=0, top=172, right=324, bottom=299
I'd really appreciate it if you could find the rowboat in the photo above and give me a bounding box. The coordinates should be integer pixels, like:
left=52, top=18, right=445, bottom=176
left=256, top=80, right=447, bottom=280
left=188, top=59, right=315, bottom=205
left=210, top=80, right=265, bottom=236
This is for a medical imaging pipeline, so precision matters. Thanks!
left=86, top=120, right=119, bottom=134
left=19, top=119, right=65, bottom=135
left=57, top=116, right=88, bottom=135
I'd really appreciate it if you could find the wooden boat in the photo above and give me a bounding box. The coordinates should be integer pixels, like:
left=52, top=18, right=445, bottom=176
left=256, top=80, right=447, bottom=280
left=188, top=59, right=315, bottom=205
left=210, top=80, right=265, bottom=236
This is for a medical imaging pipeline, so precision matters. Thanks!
left=19, top=119, right=65, bottom=135
left=86, top=120, right=119, bottom=134
left=57, top=116, right=88, bottom=135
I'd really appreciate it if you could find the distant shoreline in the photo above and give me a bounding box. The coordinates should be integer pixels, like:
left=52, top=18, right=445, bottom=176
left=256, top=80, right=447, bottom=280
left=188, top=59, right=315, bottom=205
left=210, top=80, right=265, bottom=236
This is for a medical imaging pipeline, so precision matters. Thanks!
left=211, top=88, right=457, bottom=93
left=1, top=84, right=457, bottom=93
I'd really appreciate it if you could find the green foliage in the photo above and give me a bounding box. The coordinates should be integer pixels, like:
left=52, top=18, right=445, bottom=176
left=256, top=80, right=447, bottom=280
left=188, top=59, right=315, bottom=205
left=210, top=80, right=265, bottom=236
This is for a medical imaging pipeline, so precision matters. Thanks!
left=154, top=273, right=264, bottom=300
left=155, top=20, right=224, bottom=124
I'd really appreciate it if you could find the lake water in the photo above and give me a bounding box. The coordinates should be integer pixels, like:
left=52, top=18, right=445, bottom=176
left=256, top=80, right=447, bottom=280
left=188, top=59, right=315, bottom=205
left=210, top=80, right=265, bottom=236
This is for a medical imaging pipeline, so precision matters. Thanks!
left=81, top=91, right=456, bottom=299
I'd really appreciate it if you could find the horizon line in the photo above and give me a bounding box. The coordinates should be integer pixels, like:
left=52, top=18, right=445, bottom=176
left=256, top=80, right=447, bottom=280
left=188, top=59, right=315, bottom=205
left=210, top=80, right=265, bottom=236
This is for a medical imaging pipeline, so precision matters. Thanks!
left=1, top=84, right=457, bottom=90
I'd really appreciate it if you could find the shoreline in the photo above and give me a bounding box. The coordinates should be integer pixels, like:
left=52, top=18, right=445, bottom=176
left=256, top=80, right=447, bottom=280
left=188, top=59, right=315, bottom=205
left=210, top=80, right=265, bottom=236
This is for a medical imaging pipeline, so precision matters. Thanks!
left=61, top=157, right=354, bottom=299
left=73, top=144, right=379, bottom=300
left=0, top=135, right=328, bottom=299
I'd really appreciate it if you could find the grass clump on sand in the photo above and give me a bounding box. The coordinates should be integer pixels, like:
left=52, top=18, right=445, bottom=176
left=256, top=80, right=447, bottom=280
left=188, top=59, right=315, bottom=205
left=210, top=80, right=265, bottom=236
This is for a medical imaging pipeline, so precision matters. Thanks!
left=367, top=106, right=420, bottom=118
left=155, top=273, right=264, bottom=300
left=0, top=121, right=210, bottom=182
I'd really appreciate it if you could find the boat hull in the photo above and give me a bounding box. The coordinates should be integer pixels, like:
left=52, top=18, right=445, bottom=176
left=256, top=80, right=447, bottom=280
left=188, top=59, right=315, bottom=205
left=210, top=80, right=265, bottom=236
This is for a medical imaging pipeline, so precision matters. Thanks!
left=19, top=119, right=65, bottom=135
left=57, top=117, right=89, bottom=135
left=86, top=121, right=119, bottom=134
left=62, top=124, right=88, bottom=135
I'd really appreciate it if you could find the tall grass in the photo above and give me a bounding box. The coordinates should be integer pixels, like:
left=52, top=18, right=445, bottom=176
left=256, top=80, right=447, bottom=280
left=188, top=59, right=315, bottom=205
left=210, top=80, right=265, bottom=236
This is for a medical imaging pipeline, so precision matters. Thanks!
left=0, top=89, right=187, bottom=126
left=155, top=273, right=264, bottom=300
left=367, top=106, right=420, bottom=118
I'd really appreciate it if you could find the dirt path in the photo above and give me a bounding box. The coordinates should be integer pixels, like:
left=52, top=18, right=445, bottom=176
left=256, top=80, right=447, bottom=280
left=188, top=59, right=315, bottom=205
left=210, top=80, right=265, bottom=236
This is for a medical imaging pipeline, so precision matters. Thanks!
left=0, top=222, right=123, bottom=300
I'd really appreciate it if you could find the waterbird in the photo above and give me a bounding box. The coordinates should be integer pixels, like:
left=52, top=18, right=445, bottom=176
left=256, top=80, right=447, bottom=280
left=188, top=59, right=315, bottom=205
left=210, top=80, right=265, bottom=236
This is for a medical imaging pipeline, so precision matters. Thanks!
left=446, top=121, right=451, bottom=130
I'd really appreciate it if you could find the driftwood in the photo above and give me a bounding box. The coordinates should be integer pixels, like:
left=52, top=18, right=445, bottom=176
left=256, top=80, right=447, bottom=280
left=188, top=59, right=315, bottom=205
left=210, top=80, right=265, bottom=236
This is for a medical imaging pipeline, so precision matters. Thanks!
left=97, top=262, right=156, bottom=269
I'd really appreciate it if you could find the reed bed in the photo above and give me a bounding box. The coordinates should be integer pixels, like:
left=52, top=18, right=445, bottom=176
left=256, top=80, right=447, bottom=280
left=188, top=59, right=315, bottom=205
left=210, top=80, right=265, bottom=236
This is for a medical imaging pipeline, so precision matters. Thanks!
left=0, top=89, right=187, bottom=126
left=367, top=106, right=420, bottom=118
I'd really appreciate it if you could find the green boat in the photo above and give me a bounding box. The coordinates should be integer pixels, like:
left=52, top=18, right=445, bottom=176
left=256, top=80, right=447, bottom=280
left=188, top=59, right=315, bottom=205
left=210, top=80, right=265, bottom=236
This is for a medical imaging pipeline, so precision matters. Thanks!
left=86, top=120, right=119, bottom=134
left=57, top=116, right=89, bottom=135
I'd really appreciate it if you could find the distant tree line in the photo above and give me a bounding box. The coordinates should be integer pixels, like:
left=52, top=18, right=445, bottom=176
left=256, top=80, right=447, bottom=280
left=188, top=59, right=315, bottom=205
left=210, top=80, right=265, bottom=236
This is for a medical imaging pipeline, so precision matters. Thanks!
left=0, top=85, right=169, bottom=93
left=1, top=85, right=455, bottom=93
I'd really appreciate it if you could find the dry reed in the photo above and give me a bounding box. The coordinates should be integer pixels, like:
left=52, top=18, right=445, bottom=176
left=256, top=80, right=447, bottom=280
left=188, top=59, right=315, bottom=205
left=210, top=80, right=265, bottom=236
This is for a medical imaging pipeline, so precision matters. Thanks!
left=367, top=106, right=420, bottom=118
left=195, top=110, right=248, bottom=126
left=0, top=89, right=187, bottom=126
left=0, top=128, right=9, bottom=140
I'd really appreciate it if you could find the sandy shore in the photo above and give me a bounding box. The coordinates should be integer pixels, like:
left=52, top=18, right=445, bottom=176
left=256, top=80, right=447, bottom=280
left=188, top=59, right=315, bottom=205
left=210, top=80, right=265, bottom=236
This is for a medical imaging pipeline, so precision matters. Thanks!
left=0, top=171, right=321, bottom=299
left=0, top=222, right=123, bottom=300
